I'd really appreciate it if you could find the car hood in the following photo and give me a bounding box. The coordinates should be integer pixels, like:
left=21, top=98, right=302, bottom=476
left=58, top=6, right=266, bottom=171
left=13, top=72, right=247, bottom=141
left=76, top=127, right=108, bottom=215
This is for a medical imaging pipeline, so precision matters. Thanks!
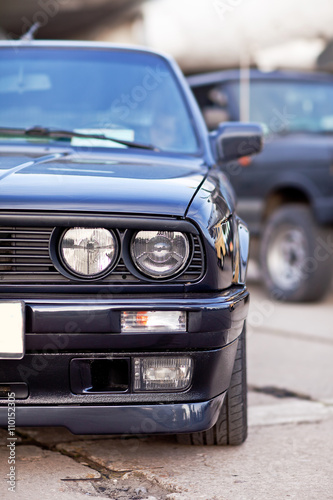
left=0, top=151, right=208, bottom=216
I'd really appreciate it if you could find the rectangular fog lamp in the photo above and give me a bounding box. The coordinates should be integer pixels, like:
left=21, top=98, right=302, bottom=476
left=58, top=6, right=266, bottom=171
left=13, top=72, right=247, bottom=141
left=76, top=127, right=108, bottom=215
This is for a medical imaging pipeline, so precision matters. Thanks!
left=133, top=357, right=193, bottom=392
left=121, top=311, right=186, bottom=333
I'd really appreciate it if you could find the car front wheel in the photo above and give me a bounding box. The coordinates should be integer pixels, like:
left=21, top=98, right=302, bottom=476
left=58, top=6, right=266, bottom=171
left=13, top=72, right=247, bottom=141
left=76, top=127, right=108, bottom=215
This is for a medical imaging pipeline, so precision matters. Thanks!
left=176, top=324, right=247, bottom=446
left=260, top=204, right=333, bottom=302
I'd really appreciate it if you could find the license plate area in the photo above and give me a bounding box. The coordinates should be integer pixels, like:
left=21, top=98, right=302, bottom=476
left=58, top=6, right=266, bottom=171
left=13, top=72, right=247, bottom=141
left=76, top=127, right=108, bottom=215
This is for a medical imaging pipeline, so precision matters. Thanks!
left=0, top=301, right=25, bottom=359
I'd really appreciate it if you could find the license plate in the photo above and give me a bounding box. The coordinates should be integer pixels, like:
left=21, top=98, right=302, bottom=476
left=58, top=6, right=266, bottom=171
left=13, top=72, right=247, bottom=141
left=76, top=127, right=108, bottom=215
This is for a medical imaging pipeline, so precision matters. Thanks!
left=0, top=301, right=25, bottom=359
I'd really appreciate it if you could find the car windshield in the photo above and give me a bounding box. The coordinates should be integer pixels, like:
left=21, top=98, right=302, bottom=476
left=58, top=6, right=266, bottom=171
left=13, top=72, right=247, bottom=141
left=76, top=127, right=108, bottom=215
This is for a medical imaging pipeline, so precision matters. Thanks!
left=230, top=79, right=333, bottom=135
left=0, top=47, right=199, bottom=154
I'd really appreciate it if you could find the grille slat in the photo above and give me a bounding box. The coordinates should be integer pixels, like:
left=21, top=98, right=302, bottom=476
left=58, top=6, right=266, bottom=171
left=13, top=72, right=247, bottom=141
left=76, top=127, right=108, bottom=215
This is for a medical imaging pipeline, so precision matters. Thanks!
left=1, top=271, right=61, bottom=275
left=0, top=246, right=49, bottom=251
left=0, top=255, right=51, bottom=259
left=0, top=226, right=204, bottom=285
left=0, top=263, right=53, bottom=267
left=0, top=230, right=50, bottom=235
left=0, top=239, right=49, bottom=244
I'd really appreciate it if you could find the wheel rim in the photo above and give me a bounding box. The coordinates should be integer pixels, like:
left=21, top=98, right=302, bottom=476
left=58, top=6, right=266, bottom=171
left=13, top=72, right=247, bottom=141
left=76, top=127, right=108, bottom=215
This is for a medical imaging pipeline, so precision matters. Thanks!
left=266, top=226, right=308, bottom=290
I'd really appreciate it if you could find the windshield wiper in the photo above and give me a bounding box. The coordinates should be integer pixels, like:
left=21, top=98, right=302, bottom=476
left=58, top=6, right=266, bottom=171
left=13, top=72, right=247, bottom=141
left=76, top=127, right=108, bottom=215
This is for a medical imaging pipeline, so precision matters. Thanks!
left=0, top=126, right=159, bottom=151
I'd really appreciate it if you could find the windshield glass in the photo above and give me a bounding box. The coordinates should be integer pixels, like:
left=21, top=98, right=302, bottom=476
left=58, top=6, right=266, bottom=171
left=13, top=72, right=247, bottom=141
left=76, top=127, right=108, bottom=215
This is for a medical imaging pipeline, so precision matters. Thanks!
left=230, top=79, right=333, bottom=134
left=0, top=47, right=199, bottom=153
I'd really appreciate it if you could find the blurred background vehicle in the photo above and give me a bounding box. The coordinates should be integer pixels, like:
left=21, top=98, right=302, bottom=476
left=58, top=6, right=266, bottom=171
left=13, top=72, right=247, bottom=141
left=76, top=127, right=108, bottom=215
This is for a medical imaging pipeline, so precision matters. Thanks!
left=188, top=69, right=333, bottom=302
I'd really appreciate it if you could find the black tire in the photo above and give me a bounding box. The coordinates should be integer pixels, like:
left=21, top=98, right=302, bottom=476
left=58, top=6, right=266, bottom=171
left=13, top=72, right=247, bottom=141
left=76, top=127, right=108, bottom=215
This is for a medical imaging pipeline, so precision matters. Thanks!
left=260, top=204, right=333, bottom=302
left=176, top=325, right=247, bottom=446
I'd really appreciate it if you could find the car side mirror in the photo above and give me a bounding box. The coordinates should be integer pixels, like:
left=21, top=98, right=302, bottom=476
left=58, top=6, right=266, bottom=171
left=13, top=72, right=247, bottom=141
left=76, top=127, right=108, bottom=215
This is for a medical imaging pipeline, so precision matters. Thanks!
left=210, top=122, right=263, bottom=162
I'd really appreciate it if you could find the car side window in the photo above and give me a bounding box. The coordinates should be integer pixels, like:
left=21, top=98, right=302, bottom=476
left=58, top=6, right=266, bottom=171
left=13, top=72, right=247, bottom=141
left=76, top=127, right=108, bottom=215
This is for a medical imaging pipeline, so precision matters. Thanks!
left=227, top=79, right=333, bottom=135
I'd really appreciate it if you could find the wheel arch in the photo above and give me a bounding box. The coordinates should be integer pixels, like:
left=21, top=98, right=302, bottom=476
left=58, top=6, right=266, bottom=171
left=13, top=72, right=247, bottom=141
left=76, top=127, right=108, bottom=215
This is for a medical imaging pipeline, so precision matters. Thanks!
left=262, top=185, right=313, bottom=223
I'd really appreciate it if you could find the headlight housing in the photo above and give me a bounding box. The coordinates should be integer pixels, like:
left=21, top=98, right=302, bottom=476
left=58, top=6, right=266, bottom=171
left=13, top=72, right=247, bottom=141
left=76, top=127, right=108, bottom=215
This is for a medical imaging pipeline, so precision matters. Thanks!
left=131, top=231, right=190, bottom=278
left=60, top=227, right=117, bottom=278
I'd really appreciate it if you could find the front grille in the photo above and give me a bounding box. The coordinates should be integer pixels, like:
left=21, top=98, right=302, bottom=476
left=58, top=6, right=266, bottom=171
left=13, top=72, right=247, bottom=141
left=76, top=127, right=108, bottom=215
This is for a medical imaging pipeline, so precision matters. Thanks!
left=0, top=227, right=204, bottom=285
left=0, top=227, right=56, bottom=279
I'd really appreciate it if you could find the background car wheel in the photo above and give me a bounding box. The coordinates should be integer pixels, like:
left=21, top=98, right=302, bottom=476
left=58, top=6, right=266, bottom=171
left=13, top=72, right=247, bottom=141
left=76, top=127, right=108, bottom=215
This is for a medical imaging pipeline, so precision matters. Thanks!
left=260, top=204, right=333, bottom=302
left=176, top=324, right=247, bottom=446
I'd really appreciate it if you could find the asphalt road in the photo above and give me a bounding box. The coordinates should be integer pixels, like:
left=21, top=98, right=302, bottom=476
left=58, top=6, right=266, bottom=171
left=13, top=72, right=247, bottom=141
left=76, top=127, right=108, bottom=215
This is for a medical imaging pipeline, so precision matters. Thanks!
left=1, top=272, right=333, bottom=500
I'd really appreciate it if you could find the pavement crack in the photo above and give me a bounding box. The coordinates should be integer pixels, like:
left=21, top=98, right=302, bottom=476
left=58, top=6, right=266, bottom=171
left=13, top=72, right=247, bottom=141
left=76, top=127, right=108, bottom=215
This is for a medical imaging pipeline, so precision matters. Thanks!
left=253, top=326, right=333, bottom=346
left=61, top=477, right=103, bottom=482
left=14, top=430, right=176, bottom=499
left=248, top=385, right=315, bottom=402
left=14, top=430, right=124, bottom=479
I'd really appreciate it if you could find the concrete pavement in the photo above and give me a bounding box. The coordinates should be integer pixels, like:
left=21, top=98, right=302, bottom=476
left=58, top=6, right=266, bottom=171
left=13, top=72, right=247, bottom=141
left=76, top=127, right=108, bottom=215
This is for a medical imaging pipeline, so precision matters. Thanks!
left=1, top=275, right=333, bottom=500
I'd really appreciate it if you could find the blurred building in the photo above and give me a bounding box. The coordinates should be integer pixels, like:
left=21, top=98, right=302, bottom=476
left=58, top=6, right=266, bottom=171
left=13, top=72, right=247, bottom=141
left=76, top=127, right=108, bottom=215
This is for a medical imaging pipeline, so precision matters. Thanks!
left=0, top=0, right=145, bottom=42
left=1, top=0, right=333, bottom=74
left=138, top=0, right=333, bottom=73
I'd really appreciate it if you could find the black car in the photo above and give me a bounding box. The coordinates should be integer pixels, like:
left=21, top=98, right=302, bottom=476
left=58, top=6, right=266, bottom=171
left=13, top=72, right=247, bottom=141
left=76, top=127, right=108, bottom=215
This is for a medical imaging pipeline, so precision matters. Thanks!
left=0, top=41, right=262, bottom=445
left=188, top=69, right=333, bottom=302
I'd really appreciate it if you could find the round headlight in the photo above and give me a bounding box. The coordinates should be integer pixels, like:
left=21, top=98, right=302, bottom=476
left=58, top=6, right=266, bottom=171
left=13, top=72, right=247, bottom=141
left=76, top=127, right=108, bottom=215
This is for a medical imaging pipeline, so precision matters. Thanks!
left=60, top=227, right=117, bottom=278
left=131, top=231, right=190, bottom=278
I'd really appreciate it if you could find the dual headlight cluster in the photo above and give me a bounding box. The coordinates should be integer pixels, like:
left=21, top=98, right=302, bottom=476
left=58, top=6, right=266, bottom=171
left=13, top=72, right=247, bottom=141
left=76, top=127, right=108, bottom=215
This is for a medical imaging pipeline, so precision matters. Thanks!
left=60, top=227, right=190, bottom=280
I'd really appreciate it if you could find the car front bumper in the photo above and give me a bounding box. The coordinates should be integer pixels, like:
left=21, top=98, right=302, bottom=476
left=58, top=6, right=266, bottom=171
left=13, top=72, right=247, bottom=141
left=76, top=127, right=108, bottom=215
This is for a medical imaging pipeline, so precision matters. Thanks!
left=0, top=285, right=248, bottom=434
left=0, top=394, right=225, bottom=435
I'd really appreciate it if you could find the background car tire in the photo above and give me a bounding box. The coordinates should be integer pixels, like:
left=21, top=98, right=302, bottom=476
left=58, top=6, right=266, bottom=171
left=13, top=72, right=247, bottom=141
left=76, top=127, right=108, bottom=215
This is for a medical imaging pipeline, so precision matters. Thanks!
left=260, top=204, right=333, bottom=302
left=176, top=324, right=247, bottom=446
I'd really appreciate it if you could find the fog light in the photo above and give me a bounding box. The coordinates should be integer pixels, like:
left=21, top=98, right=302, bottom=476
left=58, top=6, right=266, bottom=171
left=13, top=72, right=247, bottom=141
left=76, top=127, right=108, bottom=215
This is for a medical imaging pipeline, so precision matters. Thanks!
left=121, top=311, right=186, bottom=332
left=133, top=357, right=193, bottom=392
